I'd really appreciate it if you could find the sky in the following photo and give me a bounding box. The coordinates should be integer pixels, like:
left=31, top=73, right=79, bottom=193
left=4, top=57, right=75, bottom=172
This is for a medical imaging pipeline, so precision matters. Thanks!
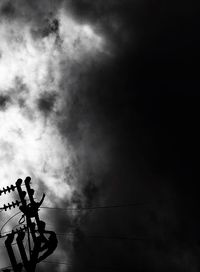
left=0, top=0, right=200, bottom=271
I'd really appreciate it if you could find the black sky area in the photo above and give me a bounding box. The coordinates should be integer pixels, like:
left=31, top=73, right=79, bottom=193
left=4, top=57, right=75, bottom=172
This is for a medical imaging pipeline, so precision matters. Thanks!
left=1, top=0, right=200, bottom=271
left=63, top=1, right=200, bottom=272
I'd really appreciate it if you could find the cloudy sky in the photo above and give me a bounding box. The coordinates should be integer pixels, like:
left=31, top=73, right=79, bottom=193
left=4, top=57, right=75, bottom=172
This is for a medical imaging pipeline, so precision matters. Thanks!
left=0, top=0, right=200, bottom=271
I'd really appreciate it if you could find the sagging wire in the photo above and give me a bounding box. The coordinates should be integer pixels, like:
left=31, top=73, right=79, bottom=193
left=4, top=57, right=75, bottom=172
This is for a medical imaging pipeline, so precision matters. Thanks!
left=0, top=211, right=22, bottom=238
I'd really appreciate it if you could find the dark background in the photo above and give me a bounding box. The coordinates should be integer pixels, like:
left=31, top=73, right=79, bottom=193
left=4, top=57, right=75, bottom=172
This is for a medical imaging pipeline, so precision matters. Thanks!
left=63, top=1, right=200, bottom=271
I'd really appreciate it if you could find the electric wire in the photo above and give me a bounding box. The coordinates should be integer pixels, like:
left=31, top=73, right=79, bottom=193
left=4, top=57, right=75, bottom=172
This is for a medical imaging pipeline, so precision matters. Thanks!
left=0, top=199, right=149, bottom=270
left=41, top=202, right=146, bottom=212
left=55, top=232, right=146, bottom=241
left=0, top=211, right=22, bottom=237
left=40, top=260, right=134, bottom=271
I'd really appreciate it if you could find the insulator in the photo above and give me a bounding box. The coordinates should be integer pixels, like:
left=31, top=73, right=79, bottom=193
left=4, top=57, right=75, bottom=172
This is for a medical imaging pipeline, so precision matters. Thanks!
left=25, top=176, right=31, bottom=183
left=3, top=204, right=7, bottom=211
left=0, top=184, right=15, bottom=196
left=10, top=184, right=15, bottom=191
left=25, top=177, right=34, bottom=197
left=0, top=200, right=21, bottom=211
left=16, top=179, right=27, bottom=206
left=15, top=200, right=20, bottom=206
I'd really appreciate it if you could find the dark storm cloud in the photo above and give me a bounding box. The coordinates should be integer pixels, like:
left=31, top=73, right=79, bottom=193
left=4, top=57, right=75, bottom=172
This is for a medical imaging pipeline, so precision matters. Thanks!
left=0, top=1, right=16, bottom=17
left=37, top=92, right=57, bottom=116
left=0, top=94, right=11, bottom=110
left=56, top=1, right=200, bottom=272
left=64, top=0, right=143, bottom=57
left=0, top=0, right=63, bottom=32
left=65, top=0, right=200, bottom=82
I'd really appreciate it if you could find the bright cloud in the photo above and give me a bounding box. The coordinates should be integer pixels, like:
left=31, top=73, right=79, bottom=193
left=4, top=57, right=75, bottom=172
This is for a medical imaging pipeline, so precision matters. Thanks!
left=0, top=8, right=106, bottom=268
left=0, top=9, right=104, bottom=198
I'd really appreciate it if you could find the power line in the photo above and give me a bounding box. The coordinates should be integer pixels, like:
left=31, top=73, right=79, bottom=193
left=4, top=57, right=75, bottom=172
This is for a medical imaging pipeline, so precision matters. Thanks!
left=0, top=211, right=22, bottom=237
left=41, top=202, right=146, bottom=211
left=56, top=232, right=146, bottom=241
left=41, top=261, right=133, bottom=271
left=41, top=260, right=72, bottom=266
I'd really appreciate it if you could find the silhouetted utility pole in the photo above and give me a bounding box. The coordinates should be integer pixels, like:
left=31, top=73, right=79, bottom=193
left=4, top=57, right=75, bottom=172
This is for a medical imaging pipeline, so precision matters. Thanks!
left=0, top=177, right=58, bottom=272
